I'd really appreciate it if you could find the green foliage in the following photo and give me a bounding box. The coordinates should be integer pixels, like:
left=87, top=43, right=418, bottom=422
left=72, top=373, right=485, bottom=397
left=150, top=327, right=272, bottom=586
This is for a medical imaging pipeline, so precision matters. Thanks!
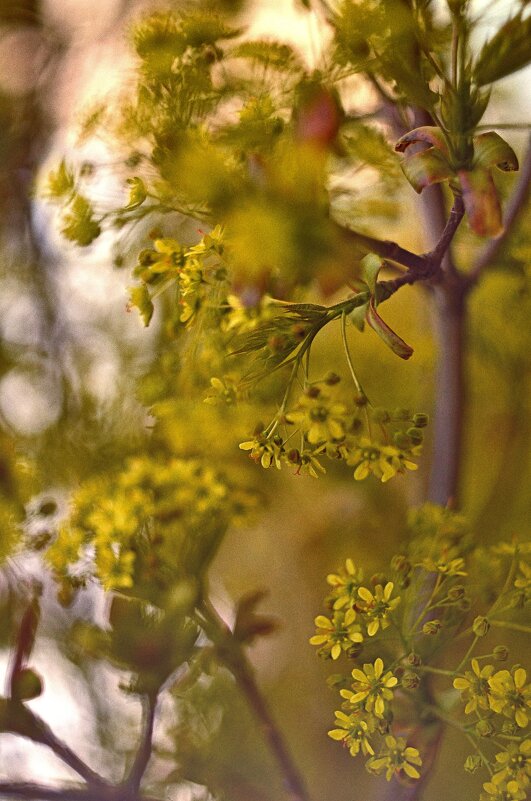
left=474, top=12, right=531, bottom=87
left=60, top=194, right=101, bottom=247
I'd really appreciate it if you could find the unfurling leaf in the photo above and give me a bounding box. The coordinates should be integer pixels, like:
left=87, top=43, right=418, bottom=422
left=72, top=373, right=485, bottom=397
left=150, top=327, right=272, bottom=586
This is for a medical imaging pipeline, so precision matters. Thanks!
left=400, top=148, right=454, bottom=194
left=394, top=126, right=449, bottom=158
left=366, top=298, right=413, bottom=359
left=473, top=132, right=519, bottom=172
left=45, top=160, right=75, bottom=198
left=60, top=194, right=101, bottom=246
left=360, top=253, right=382, bottom=296
left=458, top=168, right=503, bottom=238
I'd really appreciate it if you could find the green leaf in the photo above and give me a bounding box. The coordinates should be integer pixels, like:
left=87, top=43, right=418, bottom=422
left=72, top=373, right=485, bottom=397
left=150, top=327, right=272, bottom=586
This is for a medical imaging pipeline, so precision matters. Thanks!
left=458, top=168, right=503, bottom=238
left=60, top=194, right=101, bottom=246
left=128, top=284, right=154, bottom=327
left=366, top=298, right=413, bottom=359
left=400, top=148, right=454, bottom=194
left=473, top=132, right=519, bottom=172
left=124, top=177, right=147, bottom=210
left=360, top=253, right=382, bottom=295
left=475, top=13, right=531, bottom=86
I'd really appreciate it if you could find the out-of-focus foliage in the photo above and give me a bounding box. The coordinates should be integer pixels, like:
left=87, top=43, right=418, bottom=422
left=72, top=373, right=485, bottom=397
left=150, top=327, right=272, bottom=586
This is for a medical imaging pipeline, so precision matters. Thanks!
left=0, top=1, right=530, bottom=801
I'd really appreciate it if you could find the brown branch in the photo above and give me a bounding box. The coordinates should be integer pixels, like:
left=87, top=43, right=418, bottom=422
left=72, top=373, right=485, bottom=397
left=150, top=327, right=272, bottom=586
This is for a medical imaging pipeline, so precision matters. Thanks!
left=427, top=194, right=465, bottom=267
left=0, top=783, right=161, bottom=801
left=123, top=693, right=158, bottom=794
left=466, top=135, right=531, bottom=289
left=2, top=701, right=111, bottom=790
left=200, top=602, right=311, bottom=801
left=336, top=221, right=429, bottom=272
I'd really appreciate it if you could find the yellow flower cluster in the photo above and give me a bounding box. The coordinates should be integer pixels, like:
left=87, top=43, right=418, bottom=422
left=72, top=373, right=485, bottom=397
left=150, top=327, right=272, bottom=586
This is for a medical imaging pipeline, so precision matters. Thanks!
left=46, top=454, right=254, bottom=592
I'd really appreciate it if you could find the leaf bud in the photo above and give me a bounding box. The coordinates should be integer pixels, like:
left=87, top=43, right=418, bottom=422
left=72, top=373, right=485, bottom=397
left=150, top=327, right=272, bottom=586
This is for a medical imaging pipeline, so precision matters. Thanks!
left=406, top=652, right=422, bottom=666
left=493, top=645, right=509, bottom=662
left=413, top=413, right=429, bottom=428
left=464, top=754, right=482, bottom=773
left=447, top=584, right=466, bottom=601
left=475, top=719, right=494, bottom=738
left=402, top=670, right=420, bottom=689
left=472, top=616, right=490, bottom=637
left=324, top=371, right=341, bottom=385
left=422, top=619, right=442, bottom=635
left=406, top=427, right=424, bottom=445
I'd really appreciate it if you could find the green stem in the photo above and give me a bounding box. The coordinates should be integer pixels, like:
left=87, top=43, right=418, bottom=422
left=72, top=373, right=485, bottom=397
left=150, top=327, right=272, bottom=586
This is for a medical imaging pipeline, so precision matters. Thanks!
left=489, top=620, right=531, bottom=635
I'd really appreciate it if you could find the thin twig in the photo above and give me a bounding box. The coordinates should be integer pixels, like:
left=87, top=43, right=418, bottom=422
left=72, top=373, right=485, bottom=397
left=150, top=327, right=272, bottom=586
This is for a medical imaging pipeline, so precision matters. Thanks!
left=466, top=135, right=531, bottom=289
left=123, top=693, right=158, bottom=793
left=3, top=702, right=111, bottom=789
left=0, top=783, right=162, bottom=801
left=427, top=194, right=465, bottom=268
left=335, top=220, right=429, bottom=272
left=200, top=601, right=311, bottom=801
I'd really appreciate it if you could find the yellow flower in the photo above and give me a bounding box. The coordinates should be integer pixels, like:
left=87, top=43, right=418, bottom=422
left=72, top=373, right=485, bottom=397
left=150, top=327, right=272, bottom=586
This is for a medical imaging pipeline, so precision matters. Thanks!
left=326, top=558, right=364, bottom=611
left=309, top=609, right=363, bottom=660
left=366, top=735, right=422, bottom=781
left=328, top=710, right=375, bottom=756
left=453, top=659, right=495, bottom=714
left=358, top=581, right=400, bottom=636
left=346, top=439, right=418, bottom=482
left=341, top=658, right=398, bottom=718
left=239, top=434, right=284, bottom=469
left=490, top=741, right=531, bottom=798
left=285, top=387, right=347, bottom=445
left=488, top=667, right=531, bottom=728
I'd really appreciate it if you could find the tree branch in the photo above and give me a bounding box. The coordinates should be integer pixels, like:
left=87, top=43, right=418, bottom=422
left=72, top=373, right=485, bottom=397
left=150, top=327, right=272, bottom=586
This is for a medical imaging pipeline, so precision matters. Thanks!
left=466, top=135, right=531, bottom=289
left=2, top=701, right=111, bottom=790
left=336, top=222, right=429, bottom=272
left=199, top=601, right=311, bottom=801
left=123, top=693, right=158, bottom=794
left=0, top=783, right=161, bottom=801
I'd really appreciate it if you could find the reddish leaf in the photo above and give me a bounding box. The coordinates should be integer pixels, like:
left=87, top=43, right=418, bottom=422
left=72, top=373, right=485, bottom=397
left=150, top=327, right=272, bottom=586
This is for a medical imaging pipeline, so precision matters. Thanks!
left=394, top=126, right=450, bottom=158
left=458, top=168, right=503, bottom=237
left=400, top=148, right=454, bottom=194
left=473, top=132, right=519, bottom=172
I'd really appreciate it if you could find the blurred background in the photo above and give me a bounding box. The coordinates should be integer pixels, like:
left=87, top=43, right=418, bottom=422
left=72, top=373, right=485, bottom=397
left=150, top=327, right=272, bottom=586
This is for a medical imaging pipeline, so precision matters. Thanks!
left=0, top=1, right=529, bottom=800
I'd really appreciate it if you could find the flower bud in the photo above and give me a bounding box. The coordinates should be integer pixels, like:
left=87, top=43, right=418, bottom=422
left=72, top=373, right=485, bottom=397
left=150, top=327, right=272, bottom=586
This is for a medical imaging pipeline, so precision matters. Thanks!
left=393, top=431, right=412, bottom=449
left=372, top=407, right=390, bottom=423
left=370, top=572, right=387, bottom=587
left=347, top=642, right=364, bottom=659
left=391, top=554, right=411, bottom=575
left=475, top=719, right=494, bottom=738
left=402, top=670, right=420, bottom=689
left=501, top=721, right=517, bottom=735
left=423, top=619, right=442, bottom=635
left=464, top=755, right=482, bottom=774
left=413, top=413, right=429, bottom=428
left=393, top=408, right=411, bottom=421
left=406, top=652, right=422, bottom=667
left=447, top=584, right=466, bottom=601
left=354, top=393, right=368, bottom=407
left=493, top=645, right=509, bottom=662
left=473, top=616, right=490, bottom=637
left=406, top=427, right=424, bottom=444
left=324, top=371, right=341, bottom=385
left=306, top=386, right=320, bottom=398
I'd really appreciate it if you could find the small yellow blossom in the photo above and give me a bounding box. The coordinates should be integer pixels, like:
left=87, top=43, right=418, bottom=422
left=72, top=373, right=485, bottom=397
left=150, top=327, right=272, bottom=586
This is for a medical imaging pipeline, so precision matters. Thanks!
left=358, top=581, right=400, bottom=636
left=326, top=559, right=364, bottom=611
left=453, top=659, right=495, bottom=714
left=341, top=657, right=398, bottom=718
left=285, top=387, right=347, bottom=445
left=309, top=609, right=363, bottom=660
left=328, top=710, right=375, bottom=756
left=366, top=735, right=422, bottom=781
left=488, top=667, right=531, bottom=728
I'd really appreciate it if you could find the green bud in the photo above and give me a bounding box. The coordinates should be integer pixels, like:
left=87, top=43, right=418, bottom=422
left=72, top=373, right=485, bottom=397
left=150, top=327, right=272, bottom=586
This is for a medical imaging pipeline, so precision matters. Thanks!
left=402, top=670, right=420, bottom=689
left=11, top=668, right=44, bottom=701
left=372, top=407, right=390, bottom=423
left=391, top=554, right=411, bottom=575
left=412, top=413, right=429, bottom=428
left=501, top=721, right=517, bottom=735
left=393, top=408, right=411, bottom=421
left=447, top=584, right=466, bottom=601
left=406, top=427, right=424, bottom=445
left=475, top=719, right=494, bottom=738
left=406, top=652, right=422, bottom=666
left=423, top=619, right=442, bottom=635
left=464, top=754, right=482, bottom=774
left=493, top=645, right=509, bottom=661
left=393, top=431, right=412, bottom=449
left=473, top=616, right=490, bottom=637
